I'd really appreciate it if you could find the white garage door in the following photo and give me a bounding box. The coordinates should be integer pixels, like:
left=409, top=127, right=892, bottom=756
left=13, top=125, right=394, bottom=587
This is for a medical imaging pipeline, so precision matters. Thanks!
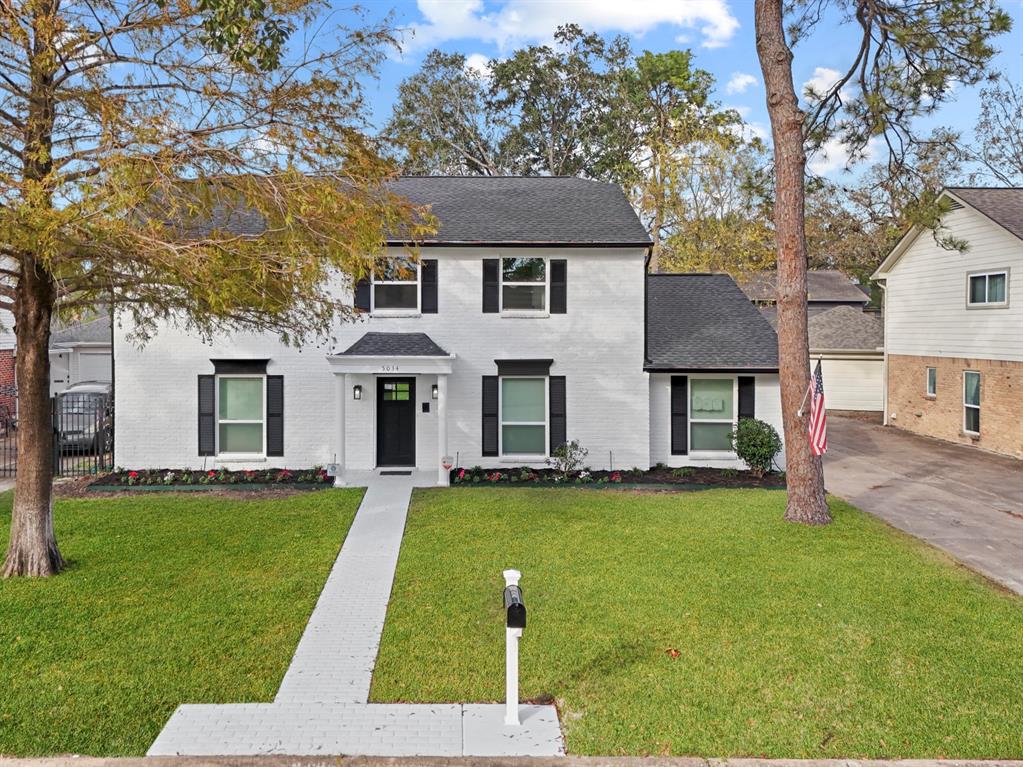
left=817, top=356, right=883, bottom=412
left=78, top=351, right=112, bottom=383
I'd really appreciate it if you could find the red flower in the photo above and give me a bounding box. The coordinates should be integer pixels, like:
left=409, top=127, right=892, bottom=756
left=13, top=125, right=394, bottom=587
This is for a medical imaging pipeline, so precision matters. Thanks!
left=610, top=471, right=622, bottom=483
left=457, top=468, right=466, bottom=479
left=207, top=470, right=216, bottom=477
left=128, top=470, right=139, bottom=478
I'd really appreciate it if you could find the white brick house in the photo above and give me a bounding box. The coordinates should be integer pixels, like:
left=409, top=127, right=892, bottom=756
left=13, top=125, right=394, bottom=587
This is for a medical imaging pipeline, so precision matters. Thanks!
left=114, top=177, right=784, bottom=483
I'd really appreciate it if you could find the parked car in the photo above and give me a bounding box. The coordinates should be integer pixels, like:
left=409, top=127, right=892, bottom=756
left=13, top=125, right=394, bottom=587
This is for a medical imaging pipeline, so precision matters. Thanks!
left=57, top=381, right=112, bottom=454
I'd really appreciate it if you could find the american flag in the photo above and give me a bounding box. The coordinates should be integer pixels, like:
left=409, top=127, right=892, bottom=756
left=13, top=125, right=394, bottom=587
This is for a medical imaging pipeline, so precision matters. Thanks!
left=806, top=360, right=827, bottom=456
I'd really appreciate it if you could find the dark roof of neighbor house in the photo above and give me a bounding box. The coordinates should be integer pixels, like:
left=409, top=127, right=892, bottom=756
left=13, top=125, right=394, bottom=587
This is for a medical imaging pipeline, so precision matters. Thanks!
left=737, top=269, right=869, bottom=304
left=387, top=176, right=652, bottom=246
left=806, top=305, right=884, bottom=351
left=179, top=176, right=652, bottom=247
left=646, top=274, right=779, bottom=371
left=341, top=332, right=450, bottom=357
left=50, top=313, right=111, bottom=346
left=947, top=187, right=1023, bottom=241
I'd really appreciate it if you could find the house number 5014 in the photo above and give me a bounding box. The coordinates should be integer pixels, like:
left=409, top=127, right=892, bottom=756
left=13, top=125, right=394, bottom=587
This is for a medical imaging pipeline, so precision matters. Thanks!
left=380, top=364, right=399, bottom=372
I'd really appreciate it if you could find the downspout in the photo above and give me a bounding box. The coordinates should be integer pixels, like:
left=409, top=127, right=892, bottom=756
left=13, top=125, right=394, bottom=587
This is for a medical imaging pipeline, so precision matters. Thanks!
left=878, top=280, right=889, bottom=426
left=643, top=247, right=652, bottom=368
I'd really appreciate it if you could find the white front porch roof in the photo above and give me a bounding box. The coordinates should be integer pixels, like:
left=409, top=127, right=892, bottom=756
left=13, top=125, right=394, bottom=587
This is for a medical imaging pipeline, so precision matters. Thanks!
left=326, top=331, right=455, bottom=375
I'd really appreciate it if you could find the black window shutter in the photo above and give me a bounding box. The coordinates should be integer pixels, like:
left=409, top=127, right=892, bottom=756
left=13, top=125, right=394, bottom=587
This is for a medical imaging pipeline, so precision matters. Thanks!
left=670, top=376, right=688, bottom=455
left=550, top=259, right=567, bottom=314
left=266, top=375, right=284, bottom=457
left=482, top=376, right=499, bottom=456
left=421, top=259, right=438, bottom=313
left=482, top=259, right=499, bottom=313
left=738, top=376, right=756, bottom=420
left=549, top=376, right=566, bottom=453
left=198, top=375, right=215, bottom=456
left=354, top=278, right=371, bottom=312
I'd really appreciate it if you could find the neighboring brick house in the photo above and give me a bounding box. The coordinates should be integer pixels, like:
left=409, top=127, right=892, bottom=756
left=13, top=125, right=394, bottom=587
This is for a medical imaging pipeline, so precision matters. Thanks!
left=0, top=310, right=15, bottom=419
left=872, top=187, right=1023, bottom=459
left=738, top=270, right=884, bottom=413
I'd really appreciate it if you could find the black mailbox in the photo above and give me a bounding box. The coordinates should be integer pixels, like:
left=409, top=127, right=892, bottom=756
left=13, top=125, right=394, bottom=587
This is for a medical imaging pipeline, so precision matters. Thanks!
left=504, top=584, right=526, bottom=628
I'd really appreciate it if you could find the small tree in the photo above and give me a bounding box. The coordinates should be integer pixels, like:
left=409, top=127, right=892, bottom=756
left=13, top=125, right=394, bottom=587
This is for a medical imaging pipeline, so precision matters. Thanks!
left=546, top=440, right=588, bottom=482
left=0, top=1, right=430, bottom=577
left=731, top=419, right=782, bottom=478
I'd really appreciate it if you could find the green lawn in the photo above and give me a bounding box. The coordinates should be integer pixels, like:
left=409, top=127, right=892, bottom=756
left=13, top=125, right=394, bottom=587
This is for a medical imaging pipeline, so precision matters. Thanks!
left=0, top=488, right=362, bottom=756
left=372, top=488, right=1023, bottom=758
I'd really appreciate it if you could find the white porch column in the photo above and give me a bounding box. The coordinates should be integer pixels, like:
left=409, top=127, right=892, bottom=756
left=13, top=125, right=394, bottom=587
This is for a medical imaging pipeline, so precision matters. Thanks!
left=437, top=374, right=449, bottom=486
left=334, top=373, right=347, bottom=487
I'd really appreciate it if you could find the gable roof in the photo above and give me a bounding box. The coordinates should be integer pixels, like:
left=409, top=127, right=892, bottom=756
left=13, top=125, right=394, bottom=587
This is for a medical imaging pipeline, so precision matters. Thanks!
left=340, top=332, right=450, bottom=357
left=385, top=176, right=651, bottom=247
left=806, top=305, right=884, bottom=352
left=737, top=269, right=869, bottom=304
left=946, top=187, right=1023, bottom=241
left=51, top=313, right=111, bottom=346
left=646, top=274, right=779, bottom=371
left=874, top=186, right=1023, bottom=278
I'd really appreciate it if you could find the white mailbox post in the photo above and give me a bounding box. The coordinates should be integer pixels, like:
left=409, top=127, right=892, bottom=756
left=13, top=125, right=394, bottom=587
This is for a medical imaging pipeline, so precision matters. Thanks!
left=502, top=568, right=526, bottom=726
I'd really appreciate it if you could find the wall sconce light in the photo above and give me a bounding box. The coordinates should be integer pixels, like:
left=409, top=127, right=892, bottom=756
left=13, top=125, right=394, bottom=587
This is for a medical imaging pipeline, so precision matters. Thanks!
left=432, top=384, right=439, bottom=399
left=353, top=384, right=362, bottom=400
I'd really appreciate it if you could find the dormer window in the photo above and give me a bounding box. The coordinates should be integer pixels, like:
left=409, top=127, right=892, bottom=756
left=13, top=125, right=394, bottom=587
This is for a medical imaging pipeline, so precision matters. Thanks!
left=501, top=257, right=547, bottom=312
left=372, top=258, right=419, bottom=313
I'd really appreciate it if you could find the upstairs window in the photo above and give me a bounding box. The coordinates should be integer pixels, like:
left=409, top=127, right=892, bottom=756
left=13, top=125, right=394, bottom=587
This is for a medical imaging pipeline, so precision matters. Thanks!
left=501, top=257, right=546, bottom=312
left=373, top=258, right=419, bottom=312
left=218, top=376, right=264, bottom=455
left=967, top=271, right=1007, bottom=307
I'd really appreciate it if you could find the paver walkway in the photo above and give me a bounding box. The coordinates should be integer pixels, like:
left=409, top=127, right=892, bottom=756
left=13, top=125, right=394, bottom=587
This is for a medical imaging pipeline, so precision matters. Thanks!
left=825, top=416, right=1023, bottom=595
left=149, top=471, right=564, bottom=757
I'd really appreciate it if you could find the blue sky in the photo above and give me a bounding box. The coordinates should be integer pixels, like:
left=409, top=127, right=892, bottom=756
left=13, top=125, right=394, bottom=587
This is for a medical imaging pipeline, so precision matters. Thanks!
left=348, top=0, right=1023, bottom=179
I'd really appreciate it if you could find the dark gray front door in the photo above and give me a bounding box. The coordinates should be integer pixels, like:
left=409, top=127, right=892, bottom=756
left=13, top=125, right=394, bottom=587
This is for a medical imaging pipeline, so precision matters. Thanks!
left=377, top=378, right=415, bottom=466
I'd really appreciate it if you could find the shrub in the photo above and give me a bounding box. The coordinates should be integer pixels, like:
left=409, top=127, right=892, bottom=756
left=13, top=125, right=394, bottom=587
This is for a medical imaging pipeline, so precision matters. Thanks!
left=547, top=440, right=588, bottom=481
left=671, top=467, right=693, bottom=479
left=730, top=418, right=782, bottom=478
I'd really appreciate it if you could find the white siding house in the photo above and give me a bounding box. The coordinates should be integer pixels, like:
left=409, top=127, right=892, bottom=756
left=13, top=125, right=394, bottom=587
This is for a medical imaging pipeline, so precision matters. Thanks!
left=114, top=177, right=784, bottom=481
left=873, top=187, right=1023, bottom=458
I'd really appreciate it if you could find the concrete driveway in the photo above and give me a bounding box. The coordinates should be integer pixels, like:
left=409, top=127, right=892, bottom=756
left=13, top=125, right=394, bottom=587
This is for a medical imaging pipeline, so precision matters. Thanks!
left=824, top=416, right=1023, bottom=595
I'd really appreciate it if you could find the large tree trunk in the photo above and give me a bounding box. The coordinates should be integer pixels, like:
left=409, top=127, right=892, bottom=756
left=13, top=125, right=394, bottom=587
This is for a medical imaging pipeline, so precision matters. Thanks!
left=2, top=260, right=62, bottom=576
left=754, top=0, right=830, bottom=525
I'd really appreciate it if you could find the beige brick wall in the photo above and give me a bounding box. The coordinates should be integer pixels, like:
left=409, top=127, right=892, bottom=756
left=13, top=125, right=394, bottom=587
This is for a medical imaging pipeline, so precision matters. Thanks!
left=887, top=354, right=1023, bottom=459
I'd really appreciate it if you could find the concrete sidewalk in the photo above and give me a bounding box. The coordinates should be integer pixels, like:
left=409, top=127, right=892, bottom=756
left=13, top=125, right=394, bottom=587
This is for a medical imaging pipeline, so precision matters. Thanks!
left=824, top=417, right=1023, bottom=594
left=148, top=471, right=564, bottom=757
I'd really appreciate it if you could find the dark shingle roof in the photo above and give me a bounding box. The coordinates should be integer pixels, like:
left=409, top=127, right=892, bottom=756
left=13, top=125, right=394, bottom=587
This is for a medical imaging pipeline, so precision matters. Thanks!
left=947, top=187, right=1023, bottom=241
left=646, top=274, right=779, bottom=371
left=51, top=314, right=111, bottom=345
left=807, top=305, right=884, bottom=351
left=341, top=332, right=449, bottom=357
left=386, top=176, right=651, bottom=246
left=737, top=269, right=869, bottom=304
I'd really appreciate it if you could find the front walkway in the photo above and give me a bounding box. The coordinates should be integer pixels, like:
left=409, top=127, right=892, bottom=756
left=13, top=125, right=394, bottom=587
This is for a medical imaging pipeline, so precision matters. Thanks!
left=148, top=471, right=564, bottom=757
left=825, top=416, right=1023, bottom=595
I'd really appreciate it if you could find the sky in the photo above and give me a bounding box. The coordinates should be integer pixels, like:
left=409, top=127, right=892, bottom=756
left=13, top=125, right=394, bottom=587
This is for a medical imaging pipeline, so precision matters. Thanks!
left=345, top=0, right=1023, bottom=180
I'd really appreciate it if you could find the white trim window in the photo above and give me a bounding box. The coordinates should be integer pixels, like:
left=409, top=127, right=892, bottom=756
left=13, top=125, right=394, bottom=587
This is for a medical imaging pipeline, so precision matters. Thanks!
left=372, top=258, right=420, bottom=313
left=926, top=366, right=937, bottom=397
left=963, top=371, right=980, bottom=434
left=690, top=377, right=737, bottom=453
left=217, top=375, right=265, bottom=456
left=501, top=257, right=547, bottom=313
left=499, top=376, right=547, bottom=457
left=967, top=270, right=1008, bottom=307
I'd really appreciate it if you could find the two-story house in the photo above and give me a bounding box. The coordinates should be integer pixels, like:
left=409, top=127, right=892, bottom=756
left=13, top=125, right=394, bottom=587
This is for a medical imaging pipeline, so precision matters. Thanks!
left=872, top=187, right=1023, bottom=459
left=114, top=176, right=784, bottom=484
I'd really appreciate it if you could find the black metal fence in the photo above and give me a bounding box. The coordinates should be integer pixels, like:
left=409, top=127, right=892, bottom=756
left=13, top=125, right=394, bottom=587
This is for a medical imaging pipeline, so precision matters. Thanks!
left=0, top=393, right=114, bottom=478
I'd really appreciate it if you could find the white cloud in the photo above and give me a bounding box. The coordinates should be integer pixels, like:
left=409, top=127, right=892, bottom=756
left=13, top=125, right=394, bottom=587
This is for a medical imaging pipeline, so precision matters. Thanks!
left=801, top=66, right=848, bottom=103
left=463, top=52, right=491, bottom=79
left=807, top=135, right=881, bottom=176
left=410, top=0, right=739, bottom=52
left=725, top=72, right=757, bottom=95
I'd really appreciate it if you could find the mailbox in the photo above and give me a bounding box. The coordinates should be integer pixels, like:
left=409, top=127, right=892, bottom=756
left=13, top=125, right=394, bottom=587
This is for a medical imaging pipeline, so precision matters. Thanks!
left=504, top=584, right=526, bottom=629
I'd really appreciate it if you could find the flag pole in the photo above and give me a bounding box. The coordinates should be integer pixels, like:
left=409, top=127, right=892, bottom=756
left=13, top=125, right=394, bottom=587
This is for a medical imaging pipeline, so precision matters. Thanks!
left=797, top=356, right=823, bottom=417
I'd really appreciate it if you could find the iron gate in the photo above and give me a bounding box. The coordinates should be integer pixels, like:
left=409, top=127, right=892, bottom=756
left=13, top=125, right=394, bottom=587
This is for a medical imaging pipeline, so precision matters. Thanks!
left=0, top=393, right=114, bottom=478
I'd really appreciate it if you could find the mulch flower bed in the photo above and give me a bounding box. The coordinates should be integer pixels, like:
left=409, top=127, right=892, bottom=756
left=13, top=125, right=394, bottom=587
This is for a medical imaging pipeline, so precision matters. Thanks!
left=95, top=467, right=332, bottom=488
left=450, top=464, right=785, bottom=489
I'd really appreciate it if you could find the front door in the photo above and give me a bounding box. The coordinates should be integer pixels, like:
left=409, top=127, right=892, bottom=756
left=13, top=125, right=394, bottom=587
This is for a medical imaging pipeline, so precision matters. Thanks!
left=377, top=378, right=416, bottom=466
